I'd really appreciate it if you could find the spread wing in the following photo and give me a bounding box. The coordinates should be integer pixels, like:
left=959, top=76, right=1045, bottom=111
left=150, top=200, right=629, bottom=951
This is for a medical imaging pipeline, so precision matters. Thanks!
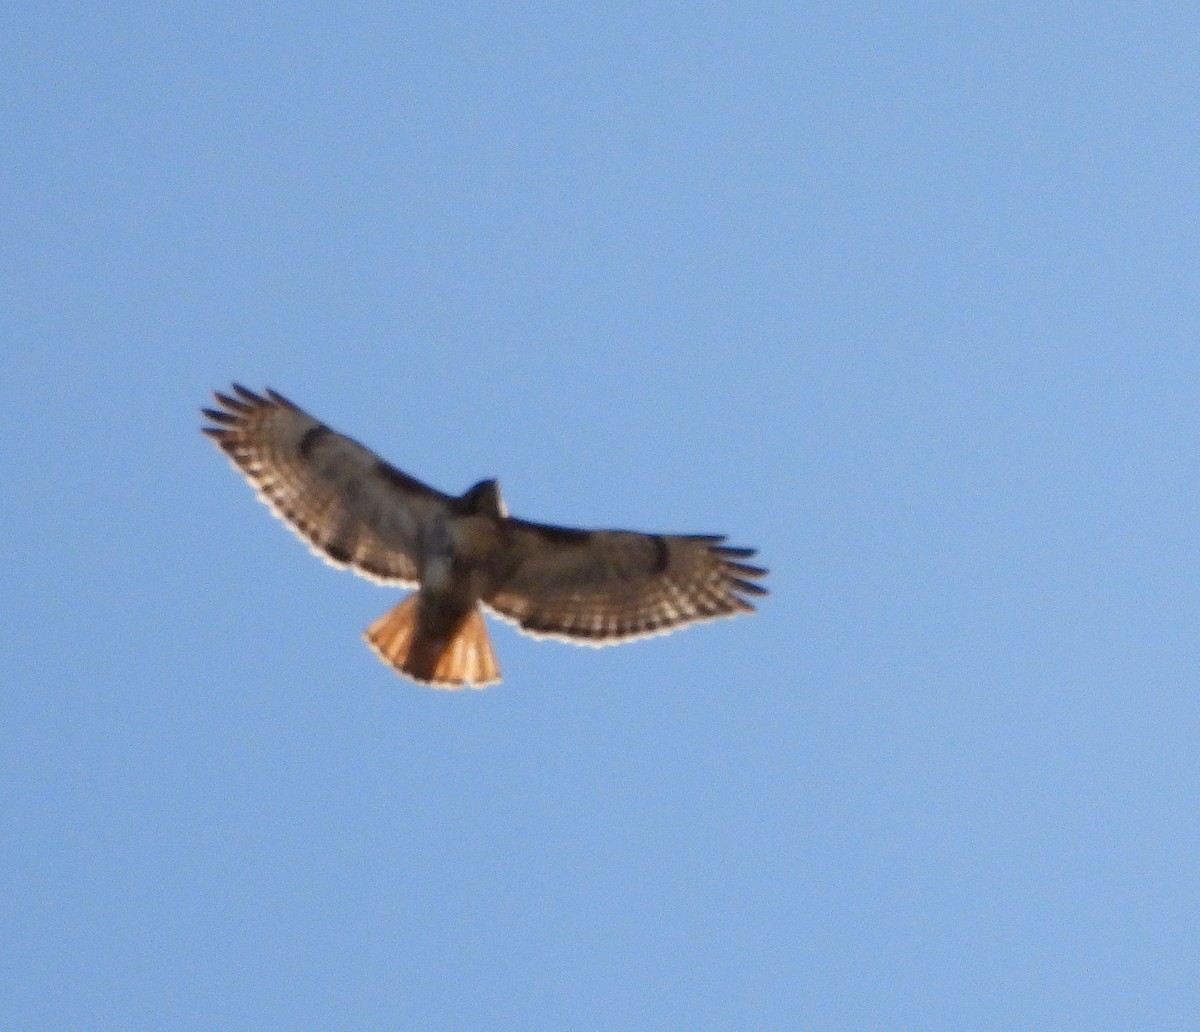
left=483, top=520, right=768, bottom=645
left=201, top=384, right=449, bottom=585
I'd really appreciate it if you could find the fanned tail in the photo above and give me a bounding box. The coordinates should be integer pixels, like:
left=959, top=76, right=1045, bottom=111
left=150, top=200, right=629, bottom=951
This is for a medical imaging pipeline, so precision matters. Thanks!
left=364, top=596, right=501, bottom=690
left=365, top=595, right=420, bottom=676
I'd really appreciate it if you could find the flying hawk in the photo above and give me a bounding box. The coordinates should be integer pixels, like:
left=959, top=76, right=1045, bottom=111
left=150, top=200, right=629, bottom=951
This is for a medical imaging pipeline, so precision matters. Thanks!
left=201, top=385, right=767, bottom=689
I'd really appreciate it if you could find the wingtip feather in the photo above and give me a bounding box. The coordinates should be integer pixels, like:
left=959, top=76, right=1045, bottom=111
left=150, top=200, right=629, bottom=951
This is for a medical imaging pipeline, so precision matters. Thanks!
left=212, top=390, right=253, bottom=412
left=231, top=383, right=265, bottom=404
left=201, top=407, right=238, bottom=424
left=266, top=388, right=298, bottom=409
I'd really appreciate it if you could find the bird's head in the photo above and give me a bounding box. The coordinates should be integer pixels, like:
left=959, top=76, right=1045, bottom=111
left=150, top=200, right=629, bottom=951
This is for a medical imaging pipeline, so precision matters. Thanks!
left=459, top=478, right=507, bottom=518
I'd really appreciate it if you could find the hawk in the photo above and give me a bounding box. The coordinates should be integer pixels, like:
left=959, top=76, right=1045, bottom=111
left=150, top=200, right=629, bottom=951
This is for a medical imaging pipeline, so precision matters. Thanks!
left=201, top=385, right=767, bottom=689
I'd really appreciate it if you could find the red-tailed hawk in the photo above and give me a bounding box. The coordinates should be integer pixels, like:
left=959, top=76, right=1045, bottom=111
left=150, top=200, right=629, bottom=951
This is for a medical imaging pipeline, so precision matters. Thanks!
left=201, top=385, right=767, bottom=689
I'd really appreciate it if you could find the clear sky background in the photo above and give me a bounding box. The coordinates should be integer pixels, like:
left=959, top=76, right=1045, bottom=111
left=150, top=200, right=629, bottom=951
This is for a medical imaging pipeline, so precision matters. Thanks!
left=5, top=3, right=1198, bottom=1029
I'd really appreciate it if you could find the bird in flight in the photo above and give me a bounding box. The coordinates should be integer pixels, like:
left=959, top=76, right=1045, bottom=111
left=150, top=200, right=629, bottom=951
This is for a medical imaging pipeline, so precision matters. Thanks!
left=201, top=385, right=767, bottom=689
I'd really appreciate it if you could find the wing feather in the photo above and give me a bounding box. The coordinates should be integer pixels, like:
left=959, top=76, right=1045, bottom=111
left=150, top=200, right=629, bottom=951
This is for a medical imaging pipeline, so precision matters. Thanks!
left=201, top=385, right=447, bottom=585
left=483, top=520, right=768, bottom=645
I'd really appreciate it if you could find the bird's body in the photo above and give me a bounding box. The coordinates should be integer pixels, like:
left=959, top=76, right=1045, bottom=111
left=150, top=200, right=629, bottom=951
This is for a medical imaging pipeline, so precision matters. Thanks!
left=202, top=385, right=767, bottom=689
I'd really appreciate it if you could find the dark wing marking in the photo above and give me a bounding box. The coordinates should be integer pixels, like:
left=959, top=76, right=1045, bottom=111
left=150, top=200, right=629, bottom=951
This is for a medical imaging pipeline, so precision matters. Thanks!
left=201, top=384, right=449, bottom=585
left=483, top=518, right=767, bottom=645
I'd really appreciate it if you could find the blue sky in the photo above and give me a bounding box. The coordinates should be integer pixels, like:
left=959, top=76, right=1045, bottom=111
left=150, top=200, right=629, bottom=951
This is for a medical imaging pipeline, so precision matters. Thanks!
left=5, top=3, right=1199, bottom=1028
